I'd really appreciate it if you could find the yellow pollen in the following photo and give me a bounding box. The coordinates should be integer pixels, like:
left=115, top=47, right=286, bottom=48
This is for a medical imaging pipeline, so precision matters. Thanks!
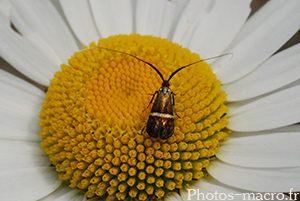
left=39, top=34, right=229, bottom=201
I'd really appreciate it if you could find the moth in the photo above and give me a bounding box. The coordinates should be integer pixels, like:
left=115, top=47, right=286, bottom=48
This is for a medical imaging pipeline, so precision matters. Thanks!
left=84, top=47, right=230, bottom=139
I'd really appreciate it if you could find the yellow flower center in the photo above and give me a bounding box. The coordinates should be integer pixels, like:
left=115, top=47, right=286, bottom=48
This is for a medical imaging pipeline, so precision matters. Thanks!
left=39, top=34, right=229, bottom=201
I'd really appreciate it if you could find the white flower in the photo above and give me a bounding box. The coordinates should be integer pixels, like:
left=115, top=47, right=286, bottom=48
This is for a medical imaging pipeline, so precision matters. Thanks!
left=0, top=0, right=300, bottom=201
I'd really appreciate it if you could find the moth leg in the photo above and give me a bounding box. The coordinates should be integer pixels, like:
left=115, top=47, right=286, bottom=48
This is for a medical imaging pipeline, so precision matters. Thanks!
left=143, top=91, right=158, bottom=112
left=141, top=126, right=146, bottom=135
left=172, top=92, right=181, bottom=118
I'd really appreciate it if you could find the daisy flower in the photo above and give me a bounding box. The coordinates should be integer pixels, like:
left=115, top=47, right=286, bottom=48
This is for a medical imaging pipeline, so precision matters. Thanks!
left=0, top=0, right=300, bottom=201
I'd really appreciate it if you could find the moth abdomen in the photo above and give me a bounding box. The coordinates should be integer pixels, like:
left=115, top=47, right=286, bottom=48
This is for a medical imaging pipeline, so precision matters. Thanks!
left=146, top=113, right=174, bottom=139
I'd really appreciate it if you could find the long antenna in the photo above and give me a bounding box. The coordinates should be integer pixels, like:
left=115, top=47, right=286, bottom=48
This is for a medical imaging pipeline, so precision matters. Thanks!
left=82, top=47, right=166, bottom=82
left=81, top=47, right=233, bottom=84
left=167, top=53, right=233, bottom=82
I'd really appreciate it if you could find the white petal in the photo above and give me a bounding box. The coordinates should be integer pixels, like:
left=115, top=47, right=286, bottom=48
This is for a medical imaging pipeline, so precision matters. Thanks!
left=90, top=0, right=133, bottom=38
left=276, top=77, right=300, bottom=93
left=214, top=0, right=300, bottom=83
left=59, top=0, right=100, bottom=46
left=207, top=159, right=300, bottom=192
left=228, top=84, right=300, bottom=132
left=0, top=70, right=44, bottom=141
left=9, top=0, right=78, bottom=63
left=224, top=43, right=300, bottom=101
left=39, top=183, right=85, bottom=201
left=227, top=124, right=300, bottom=138
left=0, top=140, right=50, bottom=170
left=172, top=0, right=212, bottom=47
left=188, top=0, right=251, bottom=59
left=39, top=184, right=71, bottom=201
left=217, top=132, right=300, bottom=168
left=166, top=0, right=189, bottom=41
left=5, top=0, right=72, bottom=66
left=231, top=1, right=294, bottom=46
left=0, top=7, right=61, bottom=85
left=135, top=0, right=177, bottom=38
left=262, top=124, right=300, bottom=133
left=156, top=0, right=178, bottom=39
left=0, top=167, right=61, bottom=201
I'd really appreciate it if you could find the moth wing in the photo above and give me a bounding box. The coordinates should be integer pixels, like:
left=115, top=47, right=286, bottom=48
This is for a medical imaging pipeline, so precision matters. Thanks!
left=146, top=116, right=174, bottom=139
